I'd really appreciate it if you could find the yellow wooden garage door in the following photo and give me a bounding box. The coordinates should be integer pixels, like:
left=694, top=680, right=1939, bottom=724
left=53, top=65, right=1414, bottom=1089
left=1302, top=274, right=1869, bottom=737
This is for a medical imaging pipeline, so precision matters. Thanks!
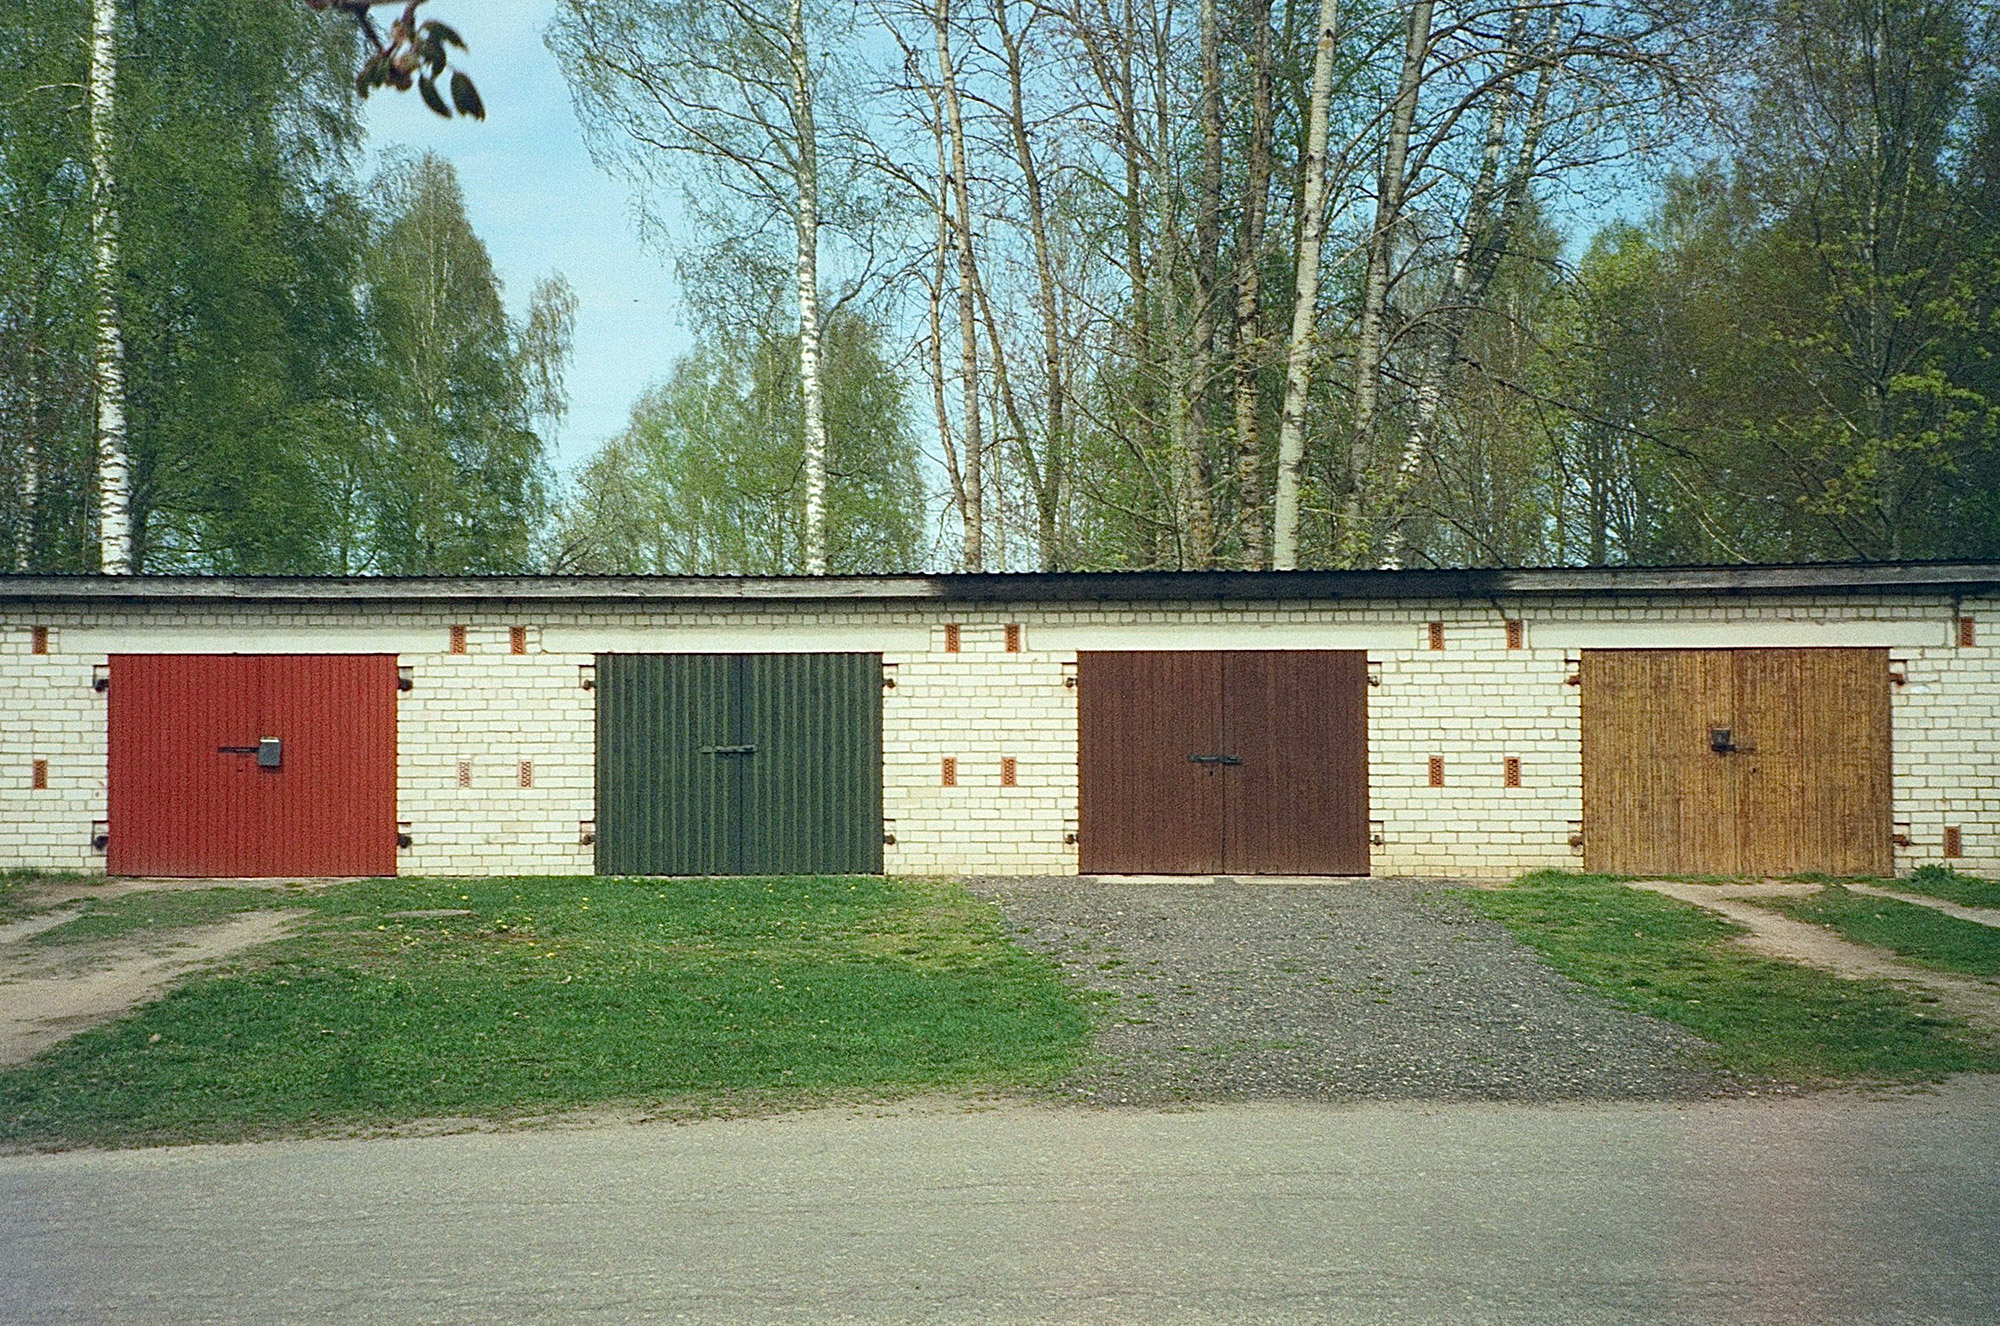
left=1580, top=649, right=1891, bottom=876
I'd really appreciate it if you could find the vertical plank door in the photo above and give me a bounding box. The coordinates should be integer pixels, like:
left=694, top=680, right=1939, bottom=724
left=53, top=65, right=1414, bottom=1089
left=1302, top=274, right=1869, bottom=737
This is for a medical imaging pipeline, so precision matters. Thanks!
left=109, top=655, right=397, bottom=877
left=1580, top=650, right=1740, bottom=874
left=738, top=653, right=883, bottom=875
left=596, top=653, right=883, bottom=875
left=251, top=656, right=399, bottom=877
left=1581, top=648, right=1889, bottom=876
left=596, top=653, right=738, bottom=875
left=1077, top=652, right=1225, bottom=873
left=109, top=655, right=262, bottom=877
left=1221, top=651, right=1369, bottom=875
left=1735, top=649, right=1891, bottom=876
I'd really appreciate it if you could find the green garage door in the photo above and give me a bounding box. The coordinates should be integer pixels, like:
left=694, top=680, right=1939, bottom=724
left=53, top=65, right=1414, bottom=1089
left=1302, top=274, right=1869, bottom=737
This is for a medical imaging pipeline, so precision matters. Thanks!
left=596, top=653, right=884, bottom=875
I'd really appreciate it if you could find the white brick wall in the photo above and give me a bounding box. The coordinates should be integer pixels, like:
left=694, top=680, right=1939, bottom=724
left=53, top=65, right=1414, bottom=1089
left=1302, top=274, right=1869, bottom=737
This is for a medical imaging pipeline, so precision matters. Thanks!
left=0, top=628, right=105, bottom=871
left=0, top=590, right=1991, bottom=879
left=1890, top=595, right=1999, bottom=877
left=882, top=618, right=1076, bottom=877
left=1368, top=612, right=1578, bottom=877
left=396, top=641, right=596, bottom=878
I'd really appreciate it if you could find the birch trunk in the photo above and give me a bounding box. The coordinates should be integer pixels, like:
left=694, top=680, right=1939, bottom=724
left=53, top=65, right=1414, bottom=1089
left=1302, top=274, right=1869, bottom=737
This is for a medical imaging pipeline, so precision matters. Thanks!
left=935, top=0, right=983, bottom=570
left=1177, top=0, right=1221, bottom=568
left=89, top=0, right=131, bottom=575
left=1230, top=0, right=1274, bottom=568
left=1268, top=0, right=1341, bottom=571
left=992, top=0, right=1067, bottom=568
left=1150, top=0, right=1213, bottom=568
left=788, top=0, right=829, bottom=574
left=16, top=406, right=35, bottom=570
left=928, top=173, right=967, bottom=526
left=1375, top=6, right=1555, bottom=569
left=1339, top=0, right=1431, bottom=564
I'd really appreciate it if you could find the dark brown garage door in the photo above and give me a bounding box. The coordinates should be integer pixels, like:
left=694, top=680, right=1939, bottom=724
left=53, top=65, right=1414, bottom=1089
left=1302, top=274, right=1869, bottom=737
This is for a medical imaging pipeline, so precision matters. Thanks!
left=108, top=655, right=399, bottom=877
left=1077, top=651, right=1368, bottom=875
left=1580, top=649, right=1891, bottom=876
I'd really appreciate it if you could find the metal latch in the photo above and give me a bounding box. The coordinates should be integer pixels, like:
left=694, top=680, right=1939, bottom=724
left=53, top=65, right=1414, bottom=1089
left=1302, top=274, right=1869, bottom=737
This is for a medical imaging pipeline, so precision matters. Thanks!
left=698, top=744, right=758, bottom=756
left=220, top=738, right=283, bottom=768
left=1708, top=728, right=1735, bottom=754
left=1187, top=753, right=1243, bottom=766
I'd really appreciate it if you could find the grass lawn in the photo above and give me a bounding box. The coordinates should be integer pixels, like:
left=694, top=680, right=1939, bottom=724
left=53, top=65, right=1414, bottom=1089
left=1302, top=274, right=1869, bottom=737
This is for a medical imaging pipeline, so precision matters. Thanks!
left=1879, top=864, right=2000, bottom=911
left=1463, top=872, right=2000, bottom=1084
left=1756, top=885, right=2000, bottom=982
left=0, top=875, right=1095, bottom=1151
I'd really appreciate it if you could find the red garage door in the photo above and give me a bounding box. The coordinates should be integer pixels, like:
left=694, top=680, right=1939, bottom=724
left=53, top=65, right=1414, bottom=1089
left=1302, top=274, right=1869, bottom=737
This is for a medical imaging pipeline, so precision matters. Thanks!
left=108, top=655, right=398, bottom=877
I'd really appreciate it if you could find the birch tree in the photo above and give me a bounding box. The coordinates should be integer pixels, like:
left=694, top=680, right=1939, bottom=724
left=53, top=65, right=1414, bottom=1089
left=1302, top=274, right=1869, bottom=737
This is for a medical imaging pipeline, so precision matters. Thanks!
left=1228, top=0, right=1276, bottom=567
left=1339, top=0, right=1432, bottom=564
left=89, top=0, right=131, bottom=574
left=553, top=0, right=857, bottom=573
left=1269, top=0, right=1342, bottom=570
left=933, top=0, right=985, bottom=569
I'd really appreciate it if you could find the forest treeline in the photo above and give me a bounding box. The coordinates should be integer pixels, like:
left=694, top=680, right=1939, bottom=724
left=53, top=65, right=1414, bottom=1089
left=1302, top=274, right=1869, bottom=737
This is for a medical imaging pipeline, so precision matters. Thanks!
left=4, top=0, right=1997, bottom=575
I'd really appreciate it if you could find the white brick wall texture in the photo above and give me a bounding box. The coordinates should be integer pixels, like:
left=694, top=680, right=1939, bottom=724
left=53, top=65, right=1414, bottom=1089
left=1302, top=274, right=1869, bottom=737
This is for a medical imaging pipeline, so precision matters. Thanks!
left=0, top=592, right=1991, bottom=879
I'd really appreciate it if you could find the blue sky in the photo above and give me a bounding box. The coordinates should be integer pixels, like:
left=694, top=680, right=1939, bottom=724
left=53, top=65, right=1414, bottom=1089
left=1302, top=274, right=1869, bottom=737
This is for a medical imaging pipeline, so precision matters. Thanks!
left=355, top=0, right=687, bottom=477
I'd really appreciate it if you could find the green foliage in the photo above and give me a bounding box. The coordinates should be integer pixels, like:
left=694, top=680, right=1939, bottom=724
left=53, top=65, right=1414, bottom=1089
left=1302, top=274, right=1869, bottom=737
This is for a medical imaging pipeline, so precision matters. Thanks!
left=1549, top=0, right=2000, bottom=564
left=0, top=0, right=96, bottom=571
left=0, top=875, right=1093, bottom=1150
left=1465, top=872, right=2000, bottom=1083
left=556, top=311, right=924, bottom=573
left=361, top=155, right=561, bottom=573
left=0, top=5, right=560, bottom=575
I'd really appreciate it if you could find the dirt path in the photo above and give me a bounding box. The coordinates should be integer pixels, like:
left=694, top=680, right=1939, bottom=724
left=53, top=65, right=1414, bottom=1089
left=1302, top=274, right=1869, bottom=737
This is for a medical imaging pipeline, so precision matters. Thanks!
left=1846, top=881, right=2000, bottom=931
left=1627, top=880, right=2000, bottom=1032
left=0, top=911, right=302, bottom=1067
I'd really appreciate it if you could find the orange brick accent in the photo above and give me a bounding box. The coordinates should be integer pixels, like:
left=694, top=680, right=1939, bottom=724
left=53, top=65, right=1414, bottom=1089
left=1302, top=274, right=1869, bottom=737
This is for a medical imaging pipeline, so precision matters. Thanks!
left=944, top=624, right=961, bottom=653
left=1000, top=757, right=1017, bottom=786
left=456, top=758, right=472, bottom=788
left=1428, top=756, right=1445, bottom=787
left=510, top=626, right=528, bottom=655
left=1503, top=757, right=1522, bottom=788
left=1005, top=623, right=1022, bottom=653
left=518, top=760, right=534, bottom=789
left=1428, top=621, right=1444, bottom=651
left=1505, top=619, right=1524, bottom=650
left=1945, top=826, right=1963, bottom=858
left=449, top=624, right=468, bottom=654
left=30, top=759, right=48, bottom=790
left=1960, top=616, right=1977, bottom=648
left=30, top=626, right=48, bottom=655
left=941, top=757, right=957, bottom=787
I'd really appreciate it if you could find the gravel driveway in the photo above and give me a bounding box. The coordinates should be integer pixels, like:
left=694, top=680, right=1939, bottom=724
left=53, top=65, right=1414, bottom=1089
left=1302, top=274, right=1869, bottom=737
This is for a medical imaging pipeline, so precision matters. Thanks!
left=969, top=876, right=1734, bottom=1104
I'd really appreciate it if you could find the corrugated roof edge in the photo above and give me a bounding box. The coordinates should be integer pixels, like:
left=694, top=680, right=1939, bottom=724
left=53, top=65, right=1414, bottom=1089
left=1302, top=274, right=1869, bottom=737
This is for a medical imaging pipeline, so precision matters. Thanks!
left=2, top=562, right=1998, bottom=603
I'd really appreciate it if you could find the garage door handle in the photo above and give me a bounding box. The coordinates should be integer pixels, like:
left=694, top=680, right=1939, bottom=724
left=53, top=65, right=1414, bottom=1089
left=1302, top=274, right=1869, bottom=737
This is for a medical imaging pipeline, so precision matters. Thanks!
left=217, top=745, right=259, bottom=755
left=699, top=744, right=758, bottom=756
left=1187, top=753, right=1242, bottom=766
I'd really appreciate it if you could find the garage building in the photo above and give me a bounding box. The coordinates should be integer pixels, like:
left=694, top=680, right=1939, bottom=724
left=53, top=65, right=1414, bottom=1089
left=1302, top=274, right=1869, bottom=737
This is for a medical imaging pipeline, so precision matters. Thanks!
left=0, top=564, right=1993, bottom=880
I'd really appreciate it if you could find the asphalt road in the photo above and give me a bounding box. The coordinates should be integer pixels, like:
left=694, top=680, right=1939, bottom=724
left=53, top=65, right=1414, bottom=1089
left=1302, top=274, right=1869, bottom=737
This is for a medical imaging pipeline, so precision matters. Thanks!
left=6, top=1079, right=1999, bottom=1324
